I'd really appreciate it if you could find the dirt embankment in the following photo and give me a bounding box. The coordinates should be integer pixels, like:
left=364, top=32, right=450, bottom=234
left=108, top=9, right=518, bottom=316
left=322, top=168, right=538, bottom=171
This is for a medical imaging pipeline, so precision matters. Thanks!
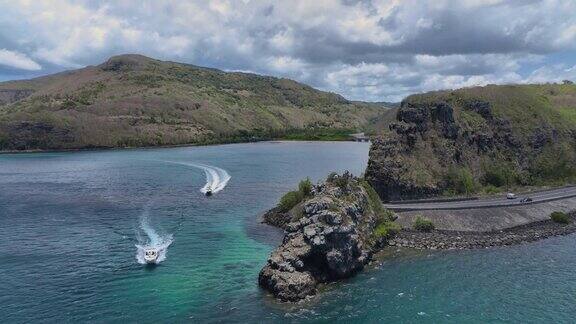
left=390, top=212, right=576, bottom=250
left=395, top=196, right=576, bottom=232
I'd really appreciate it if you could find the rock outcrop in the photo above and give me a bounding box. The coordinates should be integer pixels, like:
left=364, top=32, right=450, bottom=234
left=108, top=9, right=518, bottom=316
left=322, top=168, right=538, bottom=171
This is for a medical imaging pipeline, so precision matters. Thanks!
left=259, top=172, right=395, bottom=301
left=366, top=84, right=576, bottom=201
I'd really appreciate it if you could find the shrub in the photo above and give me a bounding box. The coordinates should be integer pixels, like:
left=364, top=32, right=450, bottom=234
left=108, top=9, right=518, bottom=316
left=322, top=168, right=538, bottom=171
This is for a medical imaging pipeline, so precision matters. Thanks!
left=374, top=221, right=401, bottom=238
left=530, top=144, right=576, bottom=184
left=483, top=184, right=501, bottom=194
left=278, top=190, right=304, bottom=212
left=361, top=180, right=397, bottom=222
left=445, top=167, right=478, bottom=195
left=328, top=171, right=353, bottom=190
left=332, top=175, right=349, bottom=190
left=550, top=211, right=570, bottom=224
left=298, top=177, right=313, bottom=197
left=482, top=163, right=518, bottom=188
left=413, top=216, right=435, bottom=232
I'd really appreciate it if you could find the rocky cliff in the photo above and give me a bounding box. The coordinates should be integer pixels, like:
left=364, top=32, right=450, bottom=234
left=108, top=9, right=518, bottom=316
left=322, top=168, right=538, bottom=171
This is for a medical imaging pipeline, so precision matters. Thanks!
left=366, top=84, right=576, bottom=201
left=259, top=172, right=397, bottom=301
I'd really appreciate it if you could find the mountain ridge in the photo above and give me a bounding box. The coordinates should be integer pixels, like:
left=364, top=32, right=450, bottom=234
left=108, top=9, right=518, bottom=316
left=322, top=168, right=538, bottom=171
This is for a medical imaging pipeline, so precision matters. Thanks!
left=0, top=54, right=392, bottom=151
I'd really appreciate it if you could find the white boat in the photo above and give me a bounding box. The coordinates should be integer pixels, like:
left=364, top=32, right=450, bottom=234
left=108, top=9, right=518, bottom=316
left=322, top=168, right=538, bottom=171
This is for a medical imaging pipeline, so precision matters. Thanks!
left=205, top=186, right=213, bottom=196
left=144, top=248, right=159, bottom=264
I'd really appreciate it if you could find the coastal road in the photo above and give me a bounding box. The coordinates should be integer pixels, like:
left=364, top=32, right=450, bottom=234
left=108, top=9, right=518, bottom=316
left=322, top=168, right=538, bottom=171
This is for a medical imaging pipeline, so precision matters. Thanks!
left=384, top=186, right=576, bottom=211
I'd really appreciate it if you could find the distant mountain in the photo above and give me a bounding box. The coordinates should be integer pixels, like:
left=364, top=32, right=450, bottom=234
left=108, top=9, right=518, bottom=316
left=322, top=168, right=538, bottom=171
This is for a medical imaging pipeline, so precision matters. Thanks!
left=0, top=54, right=389, bottom=151
left=366, top=83, right=576, bottom=201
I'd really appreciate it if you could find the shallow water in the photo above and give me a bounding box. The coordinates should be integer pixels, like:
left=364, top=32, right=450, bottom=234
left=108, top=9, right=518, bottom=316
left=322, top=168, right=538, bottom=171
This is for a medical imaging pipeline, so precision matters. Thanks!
left=1, top=141, right=575, bottom=323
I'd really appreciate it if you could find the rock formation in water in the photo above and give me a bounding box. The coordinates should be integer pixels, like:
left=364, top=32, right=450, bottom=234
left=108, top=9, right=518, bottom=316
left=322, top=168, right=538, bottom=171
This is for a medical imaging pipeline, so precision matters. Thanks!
left=259, top=172, right=398, bottom=301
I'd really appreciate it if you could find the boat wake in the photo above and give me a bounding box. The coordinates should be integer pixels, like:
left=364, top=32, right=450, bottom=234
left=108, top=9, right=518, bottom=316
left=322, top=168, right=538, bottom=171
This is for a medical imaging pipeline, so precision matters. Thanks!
left=135, top=206, right=173, bottom=265
left=161, top=161, right=231, bottom=194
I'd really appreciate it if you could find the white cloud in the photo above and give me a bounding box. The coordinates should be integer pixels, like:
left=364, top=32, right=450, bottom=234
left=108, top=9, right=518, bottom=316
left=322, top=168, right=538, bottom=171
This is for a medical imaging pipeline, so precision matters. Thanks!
left=526, top=64, right=576, bottom=83
left=0, top=49, right=41, bottom=70
left=0, top=0, right=575, bottom=100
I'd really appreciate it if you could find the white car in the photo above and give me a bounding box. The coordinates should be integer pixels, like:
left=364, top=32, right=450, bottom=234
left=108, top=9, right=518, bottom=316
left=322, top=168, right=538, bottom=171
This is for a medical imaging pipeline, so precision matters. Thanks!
left=506, top=193, right=517, bottom=199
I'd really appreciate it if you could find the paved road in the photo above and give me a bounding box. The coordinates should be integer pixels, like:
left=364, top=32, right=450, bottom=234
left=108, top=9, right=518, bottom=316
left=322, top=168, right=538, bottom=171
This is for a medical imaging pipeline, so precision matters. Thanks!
left=384, top=186, right=576, bottom=211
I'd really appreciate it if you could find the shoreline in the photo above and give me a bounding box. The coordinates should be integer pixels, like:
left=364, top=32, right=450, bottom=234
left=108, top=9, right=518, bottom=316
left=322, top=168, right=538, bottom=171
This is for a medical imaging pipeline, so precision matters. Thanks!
left=390, top=212, right=576, bottom=250
left=0, top=138, right=367, bottom=155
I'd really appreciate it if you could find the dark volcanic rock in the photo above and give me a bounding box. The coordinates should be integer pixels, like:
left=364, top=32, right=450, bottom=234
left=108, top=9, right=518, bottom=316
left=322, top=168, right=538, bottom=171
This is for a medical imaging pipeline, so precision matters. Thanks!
left=465, top=99, right=492, bottom=119
left=364, top=88, right=559, bottom=202
left=259, top=172, right=390, bottom=302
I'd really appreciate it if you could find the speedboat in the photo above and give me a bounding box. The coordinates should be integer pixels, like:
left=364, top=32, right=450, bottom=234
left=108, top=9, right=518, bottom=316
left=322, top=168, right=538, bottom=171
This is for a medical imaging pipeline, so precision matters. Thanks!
left=144, top=248, right=159, bottom=264
left=205, top=186, right=213, bottom=196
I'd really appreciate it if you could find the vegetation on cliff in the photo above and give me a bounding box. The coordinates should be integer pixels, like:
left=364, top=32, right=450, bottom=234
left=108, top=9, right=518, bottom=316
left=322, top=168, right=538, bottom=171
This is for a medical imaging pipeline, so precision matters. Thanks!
left=0, top=54, right=390, bottom=151
left=366, top=83, right=576, bottom=201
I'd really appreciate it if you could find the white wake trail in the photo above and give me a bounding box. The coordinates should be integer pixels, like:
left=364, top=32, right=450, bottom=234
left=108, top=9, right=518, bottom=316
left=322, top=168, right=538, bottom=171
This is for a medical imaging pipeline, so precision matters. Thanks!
left=135, top=205, right=173, bottom=265
left=160, top=161, right=231, bottom=194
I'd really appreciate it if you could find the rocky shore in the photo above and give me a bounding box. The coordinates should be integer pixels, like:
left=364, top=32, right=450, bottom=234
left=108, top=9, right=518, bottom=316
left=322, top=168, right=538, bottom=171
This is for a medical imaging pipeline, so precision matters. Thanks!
left=390, top=212, right=576, bottom=249
left=258, top=172, right=394, bottom=302
left=259, top=173, right=576, bottom=302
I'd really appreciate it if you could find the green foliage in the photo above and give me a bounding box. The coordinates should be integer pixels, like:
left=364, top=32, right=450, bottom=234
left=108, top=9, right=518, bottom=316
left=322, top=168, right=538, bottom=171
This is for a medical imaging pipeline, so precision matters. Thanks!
left=362, top=179, right=400, bottom=239
left=281, top=128, right=354, bottom=141
left=530, top=143, right=576, bottom=184
left=556, top=106, right=576, bottom=125
left=298, top=177, right=313, bottom=197
left=550, top=211, right=570, bottom=224
left=482, top=162, right=518, bottom=188
left=483, top=185, right=502, bottom=194
left=374, top=221, right=401, bottom=238
left=413, top=216, right=435, bottom=232
left=361, top=179, right=396, bottom=220
left=459, top=110, right=489, bottom=132
left=278, top=190, right=304, bottom=213
left=277, top=177, right=315, bottom=212
left=444, top=167, right=478, bottom=196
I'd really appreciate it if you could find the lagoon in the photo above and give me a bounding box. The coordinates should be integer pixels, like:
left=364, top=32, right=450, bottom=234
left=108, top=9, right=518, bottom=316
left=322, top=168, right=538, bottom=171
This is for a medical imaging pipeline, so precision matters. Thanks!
left=1, top=141, right=575, bottom=323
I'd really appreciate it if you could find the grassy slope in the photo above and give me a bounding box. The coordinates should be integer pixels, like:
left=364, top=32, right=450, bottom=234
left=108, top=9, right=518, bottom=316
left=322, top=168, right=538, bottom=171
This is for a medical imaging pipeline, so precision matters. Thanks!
left=0, top=54, right=388, bottom=150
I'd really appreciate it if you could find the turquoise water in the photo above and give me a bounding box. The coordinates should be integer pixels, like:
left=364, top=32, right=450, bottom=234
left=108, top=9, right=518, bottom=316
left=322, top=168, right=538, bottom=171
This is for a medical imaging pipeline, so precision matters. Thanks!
left=1, top=141, right=575, bottom=323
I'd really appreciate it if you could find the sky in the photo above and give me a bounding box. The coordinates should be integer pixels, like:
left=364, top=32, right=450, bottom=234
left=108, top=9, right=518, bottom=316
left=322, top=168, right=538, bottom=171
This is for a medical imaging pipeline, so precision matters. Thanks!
left=0, top=0, right=575, bottom=102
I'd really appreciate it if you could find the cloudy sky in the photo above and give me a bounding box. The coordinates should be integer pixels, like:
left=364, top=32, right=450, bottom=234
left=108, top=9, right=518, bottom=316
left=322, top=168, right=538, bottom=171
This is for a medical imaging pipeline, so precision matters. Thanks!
left=0, top=0, right=575, bottom=101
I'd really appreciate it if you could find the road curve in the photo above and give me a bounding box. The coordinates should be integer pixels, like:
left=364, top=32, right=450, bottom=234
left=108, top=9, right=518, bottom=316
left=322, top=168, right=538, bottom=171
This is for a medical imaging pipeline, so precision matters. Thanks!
left=384, top=186, right=576, bottom=211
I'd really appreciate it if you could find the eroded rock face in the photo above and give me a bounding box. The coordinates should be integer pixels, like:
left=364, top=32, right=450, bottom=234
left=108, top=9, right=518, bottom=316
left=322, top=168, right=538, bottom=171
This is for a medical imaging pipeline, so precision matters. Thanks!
left=259, top=173, right=383, bottom=302
left=365, top=94, right=533, bottom=201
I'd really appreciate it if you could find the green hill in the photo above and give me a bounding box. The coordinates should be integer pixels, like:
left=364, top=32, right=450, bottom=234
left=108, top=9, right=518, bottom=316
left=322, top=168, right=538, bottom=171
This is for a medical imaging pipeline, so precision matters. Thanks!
left=0, top=54, right=388, bottom=151
left=366, top=83, right=576, bottom=201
